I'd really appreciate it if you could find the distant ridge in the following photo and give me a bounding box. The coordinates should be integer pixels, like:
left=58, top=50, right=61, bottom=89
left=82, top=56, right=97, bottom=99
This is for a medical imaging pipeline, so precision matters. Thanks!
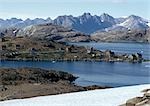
left=0, top=13, right=149, bottom=34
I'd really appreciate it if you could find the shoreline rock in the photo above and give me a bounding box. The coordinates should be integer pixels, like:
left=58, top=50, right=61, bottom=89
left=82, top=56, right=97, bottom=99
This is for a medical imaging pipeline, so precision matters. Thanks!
left=0, top=37, right=144, bottom=63
left=121, top=89, right=150, bottom=106
left=0, top=67, right=112, bottom=101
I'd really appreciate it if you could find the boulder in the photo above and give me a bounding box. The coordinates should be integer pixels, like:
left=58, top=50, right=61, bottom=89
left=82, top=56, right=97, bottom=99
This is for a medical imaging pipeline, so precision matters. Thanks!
left=0, top=85, right=7, bottom=91
left=122, top=89, right=150, bottom=106
left=126, top=97, right=143, bottom=106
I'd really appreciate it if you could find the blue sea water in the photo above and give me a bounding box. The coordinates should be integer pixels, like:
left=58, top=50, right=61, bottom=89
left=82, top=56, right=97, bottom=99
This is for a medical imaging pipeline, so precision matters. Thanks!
left=0, top=43, right=150, bottom=87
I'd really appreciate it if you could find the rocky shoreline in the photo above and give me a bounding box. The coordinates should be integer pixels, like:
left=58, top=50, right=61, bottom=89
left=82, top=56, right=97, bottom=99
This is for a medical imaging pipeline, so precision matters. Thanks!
left=121, top=89, right=150, bottom=106
left=0, top=37, right=144, bottom=63
left=0, top=58, right=144, bottom=63
left=0, top=68, right=111, bottom=101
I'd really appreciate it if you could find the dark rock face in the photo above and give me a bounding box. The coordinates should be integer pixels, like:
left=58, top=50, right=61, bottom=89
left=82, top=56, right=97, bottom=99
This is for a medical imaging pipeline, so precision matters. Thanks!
left=0, top=28, right=19, bottom=37
left=84, top=85, right=112, bottom=90
left=0, top=68, right=112, bottom=101
left=0, top=67, right=83, bottom=101
left=0, top=68, right=77, bottom=85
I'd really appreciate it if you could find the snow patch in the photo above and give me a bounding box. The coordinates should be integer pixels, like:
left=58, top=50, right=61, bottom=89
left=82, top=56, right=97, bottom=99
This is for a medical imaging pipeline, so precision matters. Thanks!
left=0, top=84, right=149, bottom=106
left=147, top=22, right=150, bottom=27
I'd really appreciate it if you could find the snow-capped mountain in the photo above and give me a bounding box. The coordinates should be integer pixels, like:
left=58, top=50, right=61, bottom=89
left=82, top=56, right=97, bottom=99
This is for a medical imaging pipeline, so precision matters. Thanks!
left=0, top=13, right=149, bottom=34
left=118, top=15, right=149, bottom=30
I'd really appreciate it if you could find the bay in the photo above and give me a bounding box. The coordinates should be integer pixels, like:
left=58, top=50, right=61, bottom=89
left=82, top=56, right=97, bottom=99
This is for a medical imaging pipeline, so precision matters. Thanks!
left=1, top=42, right=150, bottom=87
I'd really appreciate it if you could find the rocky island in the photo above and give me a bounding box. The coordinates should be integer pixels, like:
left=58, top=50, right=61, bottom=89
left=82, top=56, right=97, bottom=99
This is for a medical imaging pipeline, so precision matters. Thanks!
left=0, top=36, right=143, bottom=62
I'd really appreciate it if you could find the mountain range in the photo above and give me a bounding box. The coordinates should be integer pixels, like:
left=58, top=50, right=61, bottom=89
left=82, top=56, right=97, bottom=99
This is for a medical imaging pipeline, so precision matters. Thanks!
left=0, top=13, right=149, bottom=34
left=0, top=13, right=150, bottom=43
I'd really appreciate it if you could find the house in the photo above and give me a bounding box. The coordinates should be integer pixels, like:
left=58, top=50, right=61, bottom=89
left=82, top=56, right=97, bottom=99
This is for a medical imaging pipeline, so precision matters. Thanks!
left=86, top=47, right=94, bottom=54
left=128, top=53, right=143, bottom=62
left=65, top=46, right=76, bottom=53
left=128, top=54, right=134, bottom=60
left=135, top=53, right=142, bottom=59
left=65, top=47, right=70, bottom=52
left=104, top=50, right=115, bottom=58
left=135, top=53, right=143, bottom=62
left=16, top=44, right=21, bottom=50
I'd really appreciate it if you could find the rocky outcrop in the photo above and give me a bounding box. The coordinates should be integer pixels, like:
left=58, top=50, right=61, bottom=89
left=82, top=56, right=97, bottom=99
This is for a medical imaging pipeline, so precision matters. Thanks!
left=16, top=23, right=90, bottom=42
left=91, top=28, right=150, bottom=43
left=0, top=68, right=112, bottom=101
left=0, top=68, right=83, bottom=101
left=0, top=85, right=7, bottom=91
left=121, top=89, right=150, bottom=106
left=84, top=85, right=112, bottom=90
left=1, top=37, right=144, bottom=62
left=0, top=28, right=19, bottom=37
left=0, top=68, right=77, bottom=85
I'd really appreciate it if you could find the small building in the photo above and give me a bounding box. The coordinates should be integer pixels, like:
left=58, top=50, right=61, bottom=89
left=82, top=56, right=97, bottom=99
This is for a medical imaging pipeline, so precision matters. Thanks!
left=92, top=54, right=95, bottom=57
left=65, top=45, right=79, bottom=53
left=86, top=47, right=94, bottom=54
left=128, top=54, right=134, bottom=60
left=135, top=53, right=142, bottom=59
left=65, top=47, right=69, bottom=52
left=16, top=44, right=21, bottom=50
left=58, top=48, right=65, bottom=52
left=135, top=53, right=143, bottom=62
left=128, top=53, right=143, bottom=62
left=104, top=50, right=115, bottom=58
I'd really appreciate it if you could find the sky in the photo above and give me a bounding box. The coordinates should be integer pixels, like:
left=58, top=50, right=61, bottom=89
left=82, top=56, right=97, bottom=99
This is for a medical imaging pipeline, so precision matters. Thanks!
left=0, top=0, right=149, bottom=20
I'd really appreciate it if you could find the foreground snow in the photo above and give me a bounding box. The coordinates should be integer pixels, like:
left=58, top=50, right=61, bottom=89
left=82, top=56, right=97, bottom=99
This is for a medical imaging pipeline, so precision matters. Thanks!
left=0, top=84, right=150, bottom=106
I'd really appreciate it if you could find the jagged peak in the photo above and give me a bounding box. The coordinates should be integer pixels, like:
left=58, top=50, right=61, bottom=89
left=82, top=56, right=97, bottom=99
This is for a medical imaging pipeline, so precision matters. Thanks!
left=83, top=12, right=91, bottom=16
left=6, top=18, right=22, bottom=21
left=25, top=18, right=32, bottom=21
left=80, top=12, right=92, bottom=18
left=127, top=15, right=143, bottom=21
left=46, top=17, right=52, bottom=21
left=100, top=13, right=114, bottom=18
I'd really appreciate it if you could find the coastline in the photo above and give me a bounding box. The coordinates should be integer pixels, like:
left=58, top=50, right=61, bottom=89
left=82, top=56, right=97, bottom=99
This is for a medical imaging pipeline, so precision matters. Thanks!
left=0, top=58, right=147, bottom=63
left=0, top=84, right=149, bottom=106
left=0, top=67, right=111, bottom=101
